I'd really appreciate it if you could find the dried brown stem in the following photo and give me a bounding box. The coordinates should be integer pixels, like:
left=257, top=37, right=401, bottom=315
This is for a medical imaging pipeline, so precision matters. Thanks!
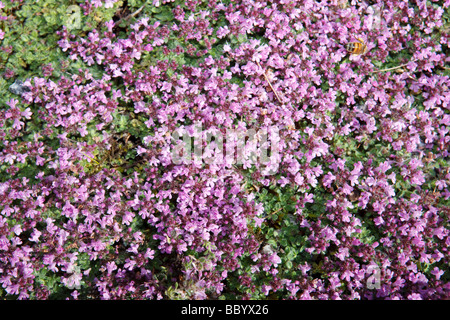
left=256, top=61, right=283, bottom=104
left=372, top=62, right=412, bottom=73
left=116, top=5, right=145, bottom=25
left=271, top=207, right=283, bottom=215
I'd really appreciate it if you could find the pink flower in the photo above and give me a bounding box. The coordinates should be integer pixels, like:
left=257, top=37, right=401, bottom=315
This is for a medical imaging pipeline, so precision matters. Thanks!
left=407, top=293, right=423, bottom=300
left=12, top=225, right=22, bottom=236
left=430, top=267, right=444, bottom=280
left=104, top=0, right=116, bottom=8
left=161, top=81, right=172, bottom=92
left=29, top=229, right=41, bottom=242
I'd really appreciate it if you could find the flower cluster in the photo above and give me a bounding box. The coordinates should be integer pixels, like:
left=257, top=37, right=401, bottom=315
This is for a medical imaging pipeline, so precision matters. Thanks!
left=0, top=0, right=449, bottom=300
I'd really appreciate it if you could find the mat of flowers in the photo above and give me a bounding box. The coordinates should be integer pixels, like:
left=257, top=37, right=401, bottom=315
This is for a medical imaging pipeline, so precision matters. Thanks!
left=0, top=0, right=449, bottom=300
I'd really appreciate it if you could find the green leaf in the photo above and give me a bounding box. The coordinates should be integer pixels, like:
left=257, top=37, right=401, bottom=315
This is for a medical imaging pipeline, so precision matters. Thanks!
left=151, top=6, right=162, bottom=13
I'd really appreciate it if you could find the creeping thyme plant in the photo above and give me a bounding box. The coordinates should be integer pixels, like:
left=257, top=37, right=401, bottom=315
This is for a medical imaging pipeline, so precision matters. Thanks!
left=0, top=0, right=449, bottom=300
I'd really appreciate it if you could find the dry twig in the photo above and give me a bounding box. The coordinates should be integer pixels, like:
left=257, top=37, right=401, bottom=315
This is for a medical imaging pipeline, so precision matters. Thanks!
left=372, top=62, right=413, bottom=74
left=116, top=5, right=145, bottom=25
left=256, top=61, right=283, bottom=104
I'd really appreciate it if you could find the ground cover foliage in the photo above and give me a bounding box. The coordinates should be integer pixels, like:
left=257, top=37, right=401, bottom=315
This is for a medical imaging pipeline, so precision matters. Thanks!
left=0, top=0, right=449, bottom=299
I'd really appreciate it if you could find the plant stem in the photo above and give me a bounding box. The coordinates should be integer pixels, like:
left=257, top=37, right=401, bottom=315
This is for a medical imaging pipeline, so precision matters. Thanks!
left=372, top=62, right=413, bottom=73
left=117, top=5, right=145, bottom=25
left=256, top=61, right=283, bottom=104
